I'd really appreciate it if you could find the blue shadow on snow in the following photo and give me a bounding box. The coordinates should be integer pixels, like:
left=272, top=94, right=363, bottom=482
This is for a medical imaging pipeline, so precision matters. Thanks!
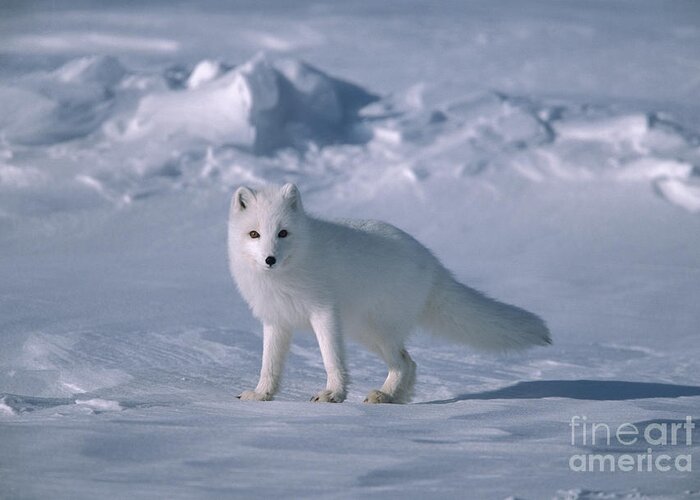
left=422, top=379, right=700, bottom=404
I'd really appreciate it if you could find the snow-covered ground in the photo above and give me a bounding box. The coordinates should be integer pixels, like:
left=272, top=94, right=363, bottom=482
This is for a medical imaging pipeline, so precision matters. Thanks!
left=1, top=1, right=699, bottom=498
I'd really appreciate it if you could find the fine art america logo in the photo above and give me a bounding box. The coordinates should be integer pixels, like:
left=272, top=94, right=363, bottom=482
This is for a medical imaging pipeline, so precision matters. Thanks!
left=569, top=416, right=695, bottom=472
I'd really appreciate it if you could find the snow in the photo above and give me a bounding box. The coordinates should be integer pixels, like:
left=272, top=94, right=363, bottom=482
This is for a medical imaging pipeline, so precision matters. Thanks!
left=115, top=54, right=375, bottom=153
left=186, top=60, right=226, bottom=90
left=1, top=1, right=699, bottom=499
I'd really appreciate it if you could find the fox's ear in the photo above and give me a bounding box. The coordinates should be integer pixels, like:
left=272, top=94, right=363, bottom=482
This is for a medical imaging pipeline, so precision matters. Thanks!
left=232, top=186, right=255, bottom=213
left=281, top=183, right=302, bottom=211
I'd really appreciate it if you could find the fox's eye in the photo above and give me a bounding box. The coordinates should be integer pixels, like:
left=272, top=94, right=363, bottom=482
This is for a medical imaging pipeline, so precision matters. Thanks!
left=249, top=230, right=260, bottom=239
left=278, top=230, right=288, bottom=238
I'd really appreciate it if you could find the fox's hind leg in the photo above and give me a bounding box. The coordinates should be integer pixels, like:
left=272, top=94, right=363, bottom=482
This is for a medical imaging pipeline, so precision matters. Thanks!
left=364, top=344, right=416, bottom=404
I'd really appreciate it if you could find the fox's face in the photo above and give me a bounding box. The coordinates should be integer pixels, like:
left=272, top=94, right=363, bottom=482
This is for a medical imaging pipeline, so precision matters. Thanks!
left=228, top=183, right=308, bottom=272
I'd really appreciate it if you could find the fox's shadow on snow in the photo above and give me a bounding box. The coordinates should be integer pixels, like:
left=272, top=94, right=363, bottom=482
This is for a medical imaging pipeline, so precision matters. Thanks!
left=422, top=380, right=700, bottom=404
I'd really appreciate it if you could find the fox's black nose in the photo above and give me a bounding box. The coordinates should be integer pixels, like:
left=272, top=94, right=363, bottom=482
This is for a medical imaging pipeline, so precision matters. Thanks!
left=265, top=256, right=276, bottom=267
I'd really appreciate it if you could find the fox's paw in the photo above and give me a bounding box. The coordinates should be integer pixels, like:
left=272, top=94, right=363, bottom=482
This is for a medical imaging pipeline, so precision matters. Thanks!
left=363, top=390, right=394, bottom=404
left=237, top=390, right=273, bottom=401
left=310, top=389, right=346, bottom=403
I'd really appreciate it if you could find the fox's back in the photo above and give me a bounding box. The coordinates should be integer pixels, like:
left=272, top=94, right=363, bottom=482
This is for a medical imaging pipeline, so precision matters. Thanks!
left=305, top=217, right=439, bottom=330
left=311, top=217, right=437, bottom=273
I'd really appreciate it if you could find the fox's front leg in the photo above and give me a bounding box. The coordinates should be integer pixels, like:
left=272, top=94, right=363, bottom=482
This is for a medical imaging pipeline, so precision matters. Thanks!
left=238, top=323, right=291, bottom=401
left=309, top=308, right=347, bottom=403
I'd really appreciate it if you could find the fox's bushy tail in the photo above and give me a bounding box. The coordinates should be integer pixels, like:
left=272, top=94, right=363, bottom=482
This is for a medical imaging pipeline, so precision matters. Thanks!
left=419, top=270, right=551, bottom=351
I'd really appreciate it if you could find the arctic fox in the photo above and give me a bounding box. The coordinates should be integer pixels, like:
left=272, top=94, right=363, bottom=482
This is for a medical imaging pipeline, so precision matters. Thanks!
left=228, top=183, right=551, bottom=404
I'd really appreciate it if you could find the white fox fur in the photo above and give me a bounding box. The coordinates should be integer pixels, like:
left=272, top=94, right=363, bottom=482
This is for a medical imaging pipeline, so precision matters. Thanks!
left=228, top=183, right=551, bottom=404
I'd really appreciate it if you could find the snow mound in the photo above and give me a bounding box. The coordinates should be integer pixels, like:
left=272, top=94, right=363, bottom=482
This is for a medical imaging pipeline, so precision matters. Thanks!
left=186, top=59, right=226, bottom=89
left=0, top=394, right=74, bottom=414
left=52, top=55, right=126, bottom=86
left=112, top=54, right=377, bottom=153
left=655, top=178, right=700, bottom=213
left=75, top=398, right=123, bottom=412
left=0, top=396, right=15, bottom=416
left=0, top=394, right=123, bottom=415
left=0, top=55, right=125, bottom=145
left=364, top=91, right=700, bottom=212
left=0, top=53, right=379, bottom=153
